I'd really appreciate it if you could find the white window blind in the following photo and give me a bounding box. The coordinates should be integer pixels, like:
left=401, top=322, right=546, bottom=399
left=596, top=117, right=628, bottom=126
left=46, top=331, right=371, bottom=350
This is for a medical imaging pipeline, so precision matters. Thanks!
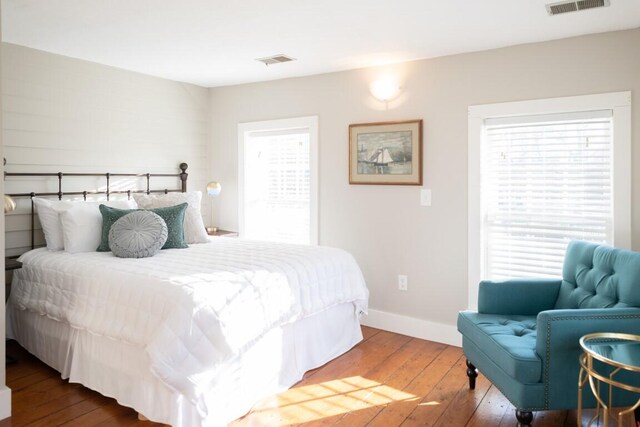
left=243, top=128, right=312, bottom=244
left=482, top=110, right=613, bottom=279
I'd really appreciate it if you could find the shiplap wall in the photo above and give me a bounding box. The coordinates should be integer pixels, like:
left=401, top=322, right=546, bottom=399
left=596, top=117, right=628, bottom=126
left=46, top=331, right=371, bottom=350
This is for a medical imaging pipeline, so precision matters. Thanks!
left=2, top=43, right=211, bottom=256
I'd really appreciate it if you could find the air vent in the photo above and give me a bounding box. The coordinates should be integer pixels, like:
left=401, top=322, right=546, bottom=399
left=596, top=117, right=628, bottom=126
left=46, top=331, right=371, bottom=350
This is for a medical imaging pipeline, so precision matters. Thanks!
left=546, top=0, right=610, bottom=15
left=577, top=0, right=608, bottom=10
left=255, top=54, right=296, bottom=66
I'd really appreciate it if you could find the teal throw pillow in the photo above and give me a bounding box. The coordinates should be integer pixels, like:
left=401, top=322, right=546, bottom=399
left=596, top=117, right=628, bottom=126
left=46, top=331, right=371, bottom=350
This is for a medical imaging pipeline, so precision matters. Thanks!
left=97, top=203, right=188, bottom=251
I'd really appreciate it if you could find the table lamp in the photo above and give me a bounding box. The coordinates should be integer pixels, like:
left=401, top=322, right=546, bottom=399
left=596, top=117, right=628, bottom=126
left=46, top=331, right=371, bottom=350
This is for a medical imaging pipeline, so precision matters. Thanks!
left=4, top=195, right=16, bottom=214
left=206, top=181, right=221, bottom=233
left=4, top=158, right=16, bottom=213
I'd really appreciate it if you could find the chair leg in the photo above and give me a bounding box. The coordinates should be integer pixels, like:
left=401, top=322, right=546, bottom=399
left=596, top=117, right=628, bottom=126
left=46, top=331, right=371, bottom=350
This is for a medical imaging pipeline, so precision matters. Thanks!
left=516, top=409, right=533, bottom=427
left=466, top=359, right=478, bottom=390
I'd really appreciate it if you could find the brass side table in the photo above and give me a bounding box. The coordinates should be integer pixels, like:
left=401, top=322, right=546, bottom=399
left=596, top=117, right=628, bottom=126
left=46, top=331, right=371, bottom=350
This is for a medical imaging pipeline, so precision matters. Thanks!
left=578, top=332, right=640, bottom=427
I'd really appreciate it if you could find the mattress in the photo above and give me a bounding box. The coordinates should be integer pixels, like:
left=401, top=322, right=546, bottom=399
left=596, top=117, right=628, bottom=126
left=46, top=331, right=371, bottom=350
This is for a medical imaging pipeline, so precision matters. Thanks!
left=8, top=238, right=369, bottom=426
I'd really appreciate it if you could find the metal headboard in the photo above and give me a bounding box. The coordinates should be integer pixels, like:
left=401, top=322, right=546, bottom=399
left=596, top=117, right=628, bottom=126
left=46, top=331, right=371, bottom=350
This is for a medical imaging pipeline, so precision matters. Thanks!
left=4, top=162, right=189, bottom=250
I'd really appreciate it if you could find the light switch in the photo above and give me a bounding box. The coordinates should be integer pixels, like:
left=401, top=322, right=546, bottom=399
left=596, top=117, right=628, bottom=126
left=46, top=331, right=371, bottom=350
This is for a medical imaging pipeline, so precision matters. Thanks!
left=420, top=189, right=432, bottom=206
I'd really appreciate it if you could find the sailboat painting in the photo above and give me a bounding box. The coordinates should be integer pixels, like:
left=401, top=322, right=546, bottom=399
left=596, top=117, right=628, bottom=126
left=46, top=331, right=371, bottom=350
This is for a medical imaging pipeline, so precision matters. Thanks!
left=357, top=130, right=412, bottom=175
left=349, top=120, right=423, bottom=185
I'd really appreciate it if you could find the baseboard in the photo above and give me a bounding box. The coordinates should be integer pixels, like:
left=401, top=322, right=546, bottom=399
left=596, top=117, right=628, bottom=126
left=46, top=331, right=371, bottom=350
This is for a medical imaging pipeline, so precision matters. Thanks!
left=0, top=385, right=11, bottom=420
left=361, top=309, right=462, bottom=347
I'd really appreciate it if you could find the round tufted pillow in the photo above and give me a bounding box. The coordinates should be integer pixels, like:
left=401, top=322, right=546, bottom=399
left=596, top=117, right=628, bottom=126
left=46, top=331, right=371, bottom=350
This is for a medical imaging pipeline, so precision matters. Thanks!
left=109, top=210, right=168, bottom=258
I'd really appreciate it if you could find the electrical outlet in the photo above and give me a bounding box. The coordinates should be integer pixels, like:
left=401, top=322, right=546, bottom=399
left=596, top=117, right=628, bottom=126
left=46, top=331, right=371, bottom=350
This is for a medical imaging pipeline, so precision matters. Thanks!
left=398, top=275, right=408, bottom=291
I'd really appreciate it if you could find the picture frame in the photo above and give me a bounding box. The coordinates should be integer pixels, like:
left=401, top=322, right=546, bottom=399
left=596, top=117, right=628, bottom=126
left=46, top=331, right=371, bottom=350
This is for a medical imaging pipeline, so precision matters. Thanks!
left=349, top=119, right=423, bottom=185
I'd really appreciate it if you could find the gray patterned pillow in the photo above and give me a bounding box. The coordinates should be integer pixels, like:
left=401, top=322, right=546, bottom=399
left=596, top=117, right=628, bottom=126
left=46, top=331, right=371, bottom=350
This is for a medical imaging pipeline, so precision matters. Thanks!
left=109, top=211, right=168, bottom=258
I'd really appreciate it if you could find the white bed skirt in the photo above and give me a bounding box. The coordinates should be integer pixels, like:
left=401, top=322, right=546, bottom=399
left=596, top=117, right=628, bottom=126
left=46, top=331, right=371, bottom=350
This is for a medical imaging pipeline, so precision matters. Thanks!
left=7, top=302, right=363, bottom=426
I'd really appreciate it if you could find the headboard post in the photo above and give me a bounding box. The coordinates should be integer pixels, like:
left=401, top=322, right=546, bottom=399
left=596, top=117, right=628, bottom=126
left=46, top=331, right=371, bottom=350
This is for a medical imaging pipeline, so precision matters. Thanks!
left=179, top=163, right=188, bottom=192
left=106, top=173, right=111, bottom=200
left=30, top=193, right=35, bottom=249
left=57, top=173, right=63, bottom=200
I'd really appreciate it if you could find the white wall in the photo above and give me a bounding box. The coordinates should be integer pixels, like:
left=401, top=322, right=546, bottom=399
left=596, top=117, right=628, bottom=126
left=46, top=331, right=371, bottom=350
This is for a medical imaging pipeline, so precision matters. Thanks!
left=1, top=28, right=638, bottom=350
left=2, top=43, right=211, bottom=255
left=209, top=29, right=640, bottom=343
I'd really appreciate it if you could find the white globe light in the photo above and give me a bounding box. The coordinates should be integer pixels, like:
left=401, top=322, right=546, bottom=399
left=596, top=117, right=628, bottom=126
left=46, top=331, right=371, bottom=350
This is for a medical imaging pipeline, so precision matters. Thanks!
left=206, top=181, right=222, bottom=197
left=370, top=77, right=400, bottom=102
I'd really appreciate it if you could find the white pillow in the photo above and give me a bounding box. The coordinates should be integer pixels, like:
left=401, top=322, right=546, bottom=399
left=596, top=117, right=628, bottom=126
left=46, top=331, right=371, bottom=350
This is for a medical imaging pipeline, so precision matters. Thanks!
left=59, top=199, right=138, bottom=254
left=133, top=191, right=208, bottom=244
left=33, top=198, right=76, bottom=251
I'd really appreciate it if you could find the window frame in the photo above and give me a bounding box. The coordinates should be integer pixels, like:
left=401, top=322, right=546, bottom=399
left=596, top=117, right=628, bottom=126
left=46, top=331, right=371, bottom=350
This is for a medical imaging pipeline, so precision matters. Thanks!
left=238, top=116, right=319, bottom=245
left=467, top=92, right=631, bottom=310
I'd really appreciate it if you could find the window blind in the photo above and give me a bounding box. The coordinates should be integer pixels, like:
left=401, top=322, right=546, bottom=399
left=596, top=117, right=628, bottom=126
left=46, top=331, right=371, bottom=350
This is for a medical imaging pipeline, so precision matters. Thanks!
left=482, top=110, right=613, bottom=279
left=243, top=130, right=311, bottom=244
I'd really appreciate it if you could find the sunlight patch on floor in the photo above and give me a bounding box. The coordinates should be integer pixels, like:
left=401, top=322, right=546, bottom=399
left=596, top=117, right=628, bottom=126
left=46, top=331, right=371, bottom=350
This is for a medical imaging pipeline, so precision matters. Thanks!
left=242, top=376, right=423, bottom=425
left=418, top=401, right=441, bottom=406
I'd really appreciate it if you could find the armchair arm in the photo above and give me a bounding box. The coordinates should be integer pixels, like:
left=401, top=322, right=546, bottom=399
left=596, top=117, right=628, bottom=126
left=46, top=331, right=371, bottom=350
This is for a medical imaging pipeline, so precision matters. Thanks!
left=535, top=307, right=640, bottom=409
left=478, top=278, right=561, bottom=315
left=536, top=307, right=640, bottom=355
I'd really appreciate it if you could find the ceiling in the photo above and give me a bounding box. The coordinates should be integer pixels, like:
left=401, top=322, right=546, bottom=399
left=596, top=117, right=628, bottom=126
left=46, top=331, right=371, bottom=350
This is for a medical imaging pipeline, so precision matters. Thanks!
left=2, top=0, right=639, bottom=88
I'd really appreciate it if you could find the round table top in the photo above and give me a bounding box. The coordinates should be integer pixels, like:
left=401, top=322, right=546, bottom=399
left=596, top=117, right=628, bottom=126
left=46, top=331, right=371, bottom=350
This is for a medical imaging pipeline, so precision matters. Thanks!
left=580, top=332, right=640, bottom=372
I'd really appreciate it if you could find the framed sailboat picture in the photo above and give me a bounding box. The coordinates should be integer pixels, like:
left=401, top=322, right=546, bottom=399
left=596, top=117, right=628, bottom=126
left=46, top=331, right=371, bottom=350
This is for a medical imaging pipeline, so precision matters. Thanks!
left=349, top=120, right=423, bottom=185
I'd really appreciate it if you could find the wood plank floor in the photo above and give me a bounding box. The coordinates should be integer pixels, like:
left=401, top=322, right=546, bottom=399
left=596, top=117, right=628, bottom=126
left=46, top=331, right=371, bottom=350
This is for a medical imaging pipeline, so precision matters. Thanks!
left=1, top=327, right=631, bottom=426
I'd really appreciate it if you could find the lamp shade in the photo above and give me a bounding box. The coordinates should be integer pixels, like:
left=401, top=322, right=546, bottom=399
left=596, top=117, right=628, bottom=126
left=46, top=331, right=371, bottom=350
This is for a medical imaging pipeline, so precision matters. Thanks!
left=206, top=181, right=222, bottom=197
left=4, top=195, right=16, bottom=213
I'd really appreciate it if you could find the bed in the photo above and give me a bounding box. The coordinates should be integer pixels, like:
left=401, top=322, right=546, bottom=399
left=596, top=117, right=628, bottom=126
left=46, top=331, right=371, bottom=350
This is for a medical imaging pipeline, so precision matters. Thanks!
left=4, top=164, right=369, bottom=426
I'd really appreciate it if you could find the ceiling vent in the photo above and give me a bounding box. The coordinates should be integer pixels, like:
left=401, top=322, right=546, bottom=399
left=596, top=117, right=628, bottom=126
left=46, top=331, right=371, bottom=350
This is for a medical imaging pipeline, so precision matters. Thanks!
left=255, top=54, right=296, bottom=66
left=546, top=0, right=610, bottom=15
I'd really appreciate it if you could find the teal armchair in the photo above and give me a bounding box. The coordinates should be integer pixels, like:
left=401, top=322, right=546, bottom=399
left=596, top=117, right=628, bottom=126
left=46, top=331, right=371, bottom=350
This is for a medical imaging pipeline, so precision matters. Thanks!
left=458, top=241, right=640, bottom=426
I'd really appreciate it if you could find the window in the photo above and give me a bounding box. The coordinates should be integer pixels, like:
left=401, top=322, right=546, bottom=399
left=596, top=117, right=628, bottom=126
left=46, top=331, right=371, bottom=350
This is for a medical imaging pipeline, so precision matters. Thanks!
left=468, top=92, right=631, bottom=309
left=238, top=116, right=318, bottom=245
left=484, top=110, right=613, bottom=279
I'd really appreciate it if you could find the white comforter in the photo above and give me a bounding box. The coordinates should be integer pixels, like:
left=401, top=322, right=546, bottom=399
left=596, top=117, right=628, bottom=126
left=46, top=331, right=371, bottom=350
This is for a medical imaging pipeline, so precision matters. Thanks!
left=11, top=238, right=369, bottom=416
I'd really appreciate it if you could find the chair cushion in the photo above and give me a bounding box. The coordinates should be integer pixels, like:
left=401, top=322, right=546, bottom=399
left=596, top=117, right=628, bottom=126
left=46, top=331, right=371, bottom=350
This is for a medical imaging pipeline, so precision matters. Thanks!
left=457, top=311, right=541, bottom=383
left=555, top=241, right=640, bottom=309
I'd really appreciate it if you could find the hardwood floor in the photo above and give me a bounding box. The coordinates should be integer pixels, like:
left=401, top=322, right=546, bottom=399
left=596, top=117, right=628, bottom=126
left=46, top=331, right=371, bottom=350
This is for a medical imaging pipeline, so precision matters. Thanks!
left=1, top=327, right=632, bottom=426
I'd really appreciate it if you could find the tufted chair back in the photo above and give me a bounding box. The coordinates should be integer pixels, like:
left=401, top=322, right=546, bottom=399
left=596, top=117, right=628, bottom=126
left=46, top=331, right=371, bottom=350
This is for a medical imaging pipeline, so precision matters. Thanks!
left=554, top=241, right=640, bottom=309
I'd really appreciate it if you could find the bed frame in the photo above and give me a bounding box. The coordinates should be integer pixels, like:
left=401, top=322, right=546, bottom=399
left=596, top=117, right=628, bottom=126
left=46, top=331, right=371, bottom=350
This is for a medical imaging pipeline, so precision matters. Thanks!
left=5, top=162, right=192, bottom=421
left=5, top=161, right=367, bottom=425
left=4, top=162, right=188, bottom=250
